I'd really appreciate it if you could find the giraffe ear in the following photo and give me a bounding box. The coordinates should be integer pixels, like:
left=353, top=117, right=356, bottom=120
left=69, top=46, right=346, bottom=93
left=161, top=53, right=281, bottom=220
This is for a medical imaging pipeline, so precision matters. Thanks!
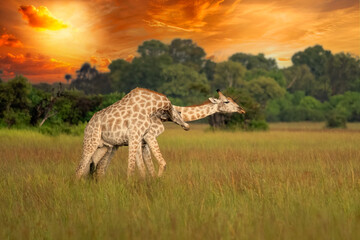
left=208, top=98, right=220, bottom=104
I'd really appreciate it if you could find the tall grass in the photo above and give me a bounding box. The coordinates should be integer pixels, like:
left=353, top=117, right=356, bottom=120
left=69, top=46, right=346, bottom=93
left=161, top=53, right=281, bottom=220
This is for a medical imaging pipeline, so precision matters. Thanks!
left=0, top=124, right=359, bottom=239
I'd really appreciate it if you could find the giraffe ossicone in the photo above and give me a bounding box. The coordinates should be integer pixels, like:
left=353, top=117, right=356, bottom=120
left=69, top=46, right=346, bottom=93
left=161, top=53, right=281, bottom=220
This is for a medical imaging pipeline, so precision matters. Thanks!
left=75, top=88, right=189, bottom=180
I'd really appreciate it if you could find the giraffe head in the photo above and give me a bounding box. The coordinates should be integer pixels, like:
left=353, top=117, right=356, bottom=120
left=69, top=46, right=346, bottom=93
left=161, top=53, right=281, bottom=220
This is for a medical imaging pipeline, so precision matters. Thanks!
left=156, top=106, right=190, bottom=131
left=208, top=89, right=246, bottom=114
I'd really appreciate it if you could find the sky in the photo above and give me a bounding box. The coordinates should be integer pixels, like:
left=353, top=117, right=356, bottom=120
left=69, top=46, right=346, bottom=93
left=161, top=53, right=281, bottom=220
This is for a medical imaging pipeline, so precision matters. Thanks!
left=0, top=0, right=359, bottom=83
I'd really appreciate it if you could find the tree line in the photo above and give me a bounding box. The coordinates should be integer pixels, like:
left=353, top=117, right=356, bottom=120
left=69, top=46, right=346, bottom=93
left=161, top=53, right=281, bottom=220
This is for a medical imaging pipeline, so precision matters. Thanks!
left=1, top=39, right=359, bottom=132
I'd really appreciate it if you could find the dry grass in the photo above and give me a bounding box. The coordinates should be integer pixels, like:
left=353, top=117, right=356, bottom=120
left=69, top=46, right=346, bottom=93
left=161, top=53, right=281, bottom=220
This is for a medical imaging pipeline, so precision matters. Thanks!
left=0, top=123, right=360, bottom=239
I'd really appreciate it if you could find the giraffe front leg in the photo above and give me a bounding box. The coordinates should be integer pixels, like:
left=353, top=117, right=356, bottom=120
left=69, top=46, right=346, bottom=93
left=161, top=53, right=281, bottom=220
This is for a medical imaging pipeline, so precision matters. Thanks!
left=144, top=135, right=166, bottom=177
left=128, top=138, right=146, bottom=179
left=142, top=143, right=156, bottom=177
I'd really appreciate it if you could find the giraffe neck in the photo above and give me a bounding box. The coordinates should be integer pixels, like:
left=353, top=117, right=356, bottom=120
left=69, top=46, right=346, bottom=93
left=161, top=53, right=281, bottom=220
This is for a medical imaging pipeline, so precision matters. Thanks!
left=174, top=103, right=218, bottom=122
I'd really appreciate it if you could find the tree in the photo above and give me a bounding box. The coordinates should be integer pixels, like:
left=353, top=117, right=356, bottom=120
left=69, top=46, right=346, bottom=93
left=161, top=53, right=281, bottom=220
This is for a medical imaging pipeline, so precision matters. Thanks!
left=169, top=38, right=206, bottom=71
left=138, top=40, right=169, bottom=58
left=0, top=76, right=32, bottom=127
left=327, top=53, right=360, bottom=95
left=212, top=60, right=246, bottom=90
left=247, top=76, right=285, bottom=108
left=201, top=58, right=217, bottom=82
left=283, top=64, right=317, bottom=95
left=230, top=53, right=277, bottom=70
left=64, top=74, right=72, bottom=84
left=159, top=64, right=210, bottom=105
left=292, top=45, right=331, bottom=78
left=130, top=54, right=173, bottom=91
left=108, top=59, right=131, bottom=92
left=290, top=45, right=333, bottom=101
left=70, top=63, right=112, bottom=94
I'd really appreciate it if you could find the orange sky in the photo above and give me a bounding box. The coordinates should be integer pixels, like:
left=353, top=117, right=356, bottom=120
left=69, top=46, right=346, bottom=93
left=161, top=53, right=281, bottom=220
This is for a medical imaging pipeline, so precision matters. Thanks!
left=0, top=0, right=359, bottom=83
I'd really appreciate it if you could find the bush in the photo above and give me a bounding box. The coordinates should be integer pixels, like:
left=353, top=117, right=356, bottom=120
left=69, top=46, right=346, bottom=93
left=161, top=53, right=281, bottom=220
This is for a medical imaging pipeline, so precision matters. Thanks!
left=38, top=122, right=86, bottom=136
left=247, top=119, right=269, bottom=131
left=325, top=110, right=347, bottom=128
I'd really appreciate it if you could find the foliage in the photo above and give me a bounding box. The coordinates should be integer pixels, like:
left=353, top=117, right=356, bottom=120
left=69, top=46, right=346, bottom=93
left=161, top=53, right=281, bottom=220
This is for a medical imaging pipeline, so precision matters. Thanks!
left=1, top=40, right=360, bottom=133
left=292, top=45, right=332, bottom=78
left=70, top=63, right=112, bottom=94
left=159, top=64, right=209, bottom=105
left=211, top=61, right=246, bottom=90
left=230, top=52, right=277, bottom=70
left=325, top=110, right=347, bottom=128
left=169, top=38, right=206, bottom=71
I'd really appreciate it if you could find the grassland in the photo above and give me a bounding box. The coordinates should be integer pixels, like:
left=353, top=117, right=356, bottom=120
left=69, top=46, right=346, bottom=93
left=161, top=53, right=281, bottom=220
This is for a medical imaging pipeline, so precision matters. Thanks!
left=0, top=123, right=359, bottom=240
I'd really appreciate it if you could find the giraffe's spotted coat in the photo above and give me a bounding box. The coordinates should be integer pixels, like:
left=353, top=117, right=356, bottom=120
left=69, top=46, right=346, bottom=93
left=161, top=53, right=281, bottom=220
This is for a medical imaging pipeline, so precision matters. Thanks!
left=75, top=88, right=189, bottom=180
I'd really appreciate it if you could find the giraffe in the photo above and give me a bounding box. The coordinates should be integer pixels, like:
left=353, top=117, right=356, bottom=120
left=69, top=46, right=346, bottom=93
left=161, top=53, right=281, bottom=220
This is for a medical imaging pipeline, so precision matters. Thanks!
left=93, top=89, right=245, bottom=178
left=75, top=87, right=189, bottom=180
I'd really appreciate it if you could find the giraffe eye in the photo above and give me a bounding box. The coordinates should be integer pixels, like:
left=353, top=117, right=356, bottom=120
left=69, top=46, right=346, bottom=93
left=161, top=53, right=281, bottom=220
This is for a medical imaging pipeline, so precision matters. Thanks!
left=224, top=101, right=230, bottom=104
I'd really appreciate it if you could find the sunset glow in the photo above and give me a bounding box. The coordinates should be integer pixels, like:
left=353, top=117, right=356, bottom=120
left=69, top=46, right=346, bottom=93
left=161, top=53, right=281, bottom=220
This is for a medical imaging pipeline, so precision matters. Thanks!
left=0, top=0, right=359, bottom=83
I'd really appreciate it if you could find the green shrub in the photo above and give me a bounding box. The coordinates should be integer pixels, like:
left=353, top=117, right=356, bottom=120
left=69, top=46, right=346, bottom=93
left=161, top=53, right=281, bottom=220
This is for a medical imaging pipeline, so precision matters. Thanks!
left=325, top=110, right=347, bottom=128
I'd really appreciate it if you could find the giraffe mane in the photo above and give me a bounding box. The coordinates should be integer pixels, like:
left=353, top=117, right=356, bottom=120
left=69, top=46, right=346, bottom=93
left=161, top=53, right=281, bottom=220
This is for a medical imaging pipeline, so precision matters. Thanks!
left=187, top=99, right=212, bottom=107
left=135, top=87, right=167, bottom=98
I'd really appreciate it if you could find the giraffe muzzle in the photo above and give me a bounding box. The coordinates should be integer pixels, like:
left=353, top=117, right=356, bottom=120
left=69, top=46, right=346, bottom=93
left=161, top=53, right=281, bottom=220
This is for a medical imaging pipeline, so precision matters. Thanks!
left=238, top=108, right=245, bottom=114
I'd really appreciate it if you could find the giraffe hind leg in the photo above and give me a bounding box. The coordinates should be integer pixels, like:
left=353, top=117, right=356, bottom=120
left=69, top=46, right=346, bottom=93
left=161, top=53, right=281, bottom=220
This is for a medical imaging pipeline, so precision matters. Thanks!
left=89, top=146, right=109, bottom=176
left=127, top=137, right=145, bottom=179
left=144, top=135, right=166, bottom=177
left=94, top=147, right=116, bottom=179
left=142, top=143, right=156, bottom=177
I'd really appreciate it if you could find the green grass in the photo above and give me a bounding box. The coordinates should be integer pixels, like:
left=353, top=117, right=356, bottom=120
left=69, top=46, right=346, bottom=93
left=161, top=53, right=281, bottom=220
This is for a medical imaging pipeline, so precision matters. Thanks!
left=0, top=123, right=360, bottom=239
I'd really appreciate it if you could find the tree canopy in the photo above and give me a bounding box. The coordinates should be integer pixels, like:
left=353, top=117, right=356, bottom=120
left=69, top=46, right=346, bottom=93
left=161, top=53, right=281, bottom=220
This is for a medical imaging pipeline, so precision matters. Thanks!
left=1, top=39, right=359, bottom=131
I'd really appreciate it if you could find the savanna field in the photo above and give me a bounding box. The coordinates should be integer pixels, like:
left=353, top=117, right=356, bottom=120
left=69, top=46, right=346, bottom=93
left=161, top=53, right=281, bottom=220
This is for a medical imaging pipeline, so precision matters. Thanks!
left=0, top=123, right=359, bottom=240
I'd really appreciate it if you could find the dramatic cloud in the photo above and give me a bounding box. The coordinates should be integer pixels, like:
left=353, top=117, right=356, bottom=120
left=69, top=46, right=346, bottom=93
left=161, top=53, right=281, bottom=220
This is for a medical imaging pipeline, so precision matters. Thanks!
left=89, top=56, right=111, bottom=71
left=18, top=5, right=69, bottom=30
left=0, top=33, right=23, bottom=47
left=0, top=52, right=76, bottom=83
left=145, top=0, right=226, bottom=32
left=0, top=0, right=358, bottom=83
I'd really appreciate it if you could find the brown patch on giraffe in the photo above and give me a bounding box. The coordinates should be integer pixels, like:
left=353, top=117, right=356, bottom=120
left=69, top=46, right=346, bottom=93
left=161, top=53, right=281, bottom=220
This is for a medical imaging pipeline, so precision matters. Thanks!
left=123, top=120, right=128, bottom=128
left=115, top=118, right=122, bottom=125
left=138, top=114, right=145, bottom=120
left=108, top=118, right=115, bottom=126
left=133, top=104, right=140, bottom=112
left=153, top=94, right=161, bottom=101
left=128, top=98, right=134, bottom=105
left=113, top=111, right=120, bottom=117
left=157, top=102, right=164, bottom=108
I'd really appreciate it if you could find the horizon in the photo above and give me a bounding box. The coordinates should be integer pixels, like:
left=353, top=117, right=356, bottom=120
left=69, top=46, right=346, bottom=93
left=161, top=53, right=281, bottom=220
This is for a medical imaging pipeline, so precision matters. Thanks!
left=0, top=0, right=359, bottom=83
